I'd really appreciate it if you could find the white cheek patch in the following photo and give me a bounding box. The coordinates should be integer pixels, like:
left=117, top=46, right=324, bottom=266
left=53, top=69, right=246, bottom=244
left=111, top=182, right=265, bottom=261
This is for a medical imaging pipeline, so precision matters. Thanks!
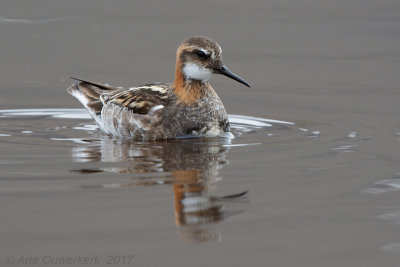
left=183, top=63, right=212, bottom=82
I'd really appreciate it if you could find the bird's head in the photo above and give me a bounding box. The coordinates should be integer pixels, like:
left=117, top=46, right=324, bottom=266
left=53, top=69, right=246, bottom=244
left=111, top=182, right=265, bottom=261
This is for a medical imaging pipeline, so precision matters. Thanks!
left=175, top=36, right=250, bottom=88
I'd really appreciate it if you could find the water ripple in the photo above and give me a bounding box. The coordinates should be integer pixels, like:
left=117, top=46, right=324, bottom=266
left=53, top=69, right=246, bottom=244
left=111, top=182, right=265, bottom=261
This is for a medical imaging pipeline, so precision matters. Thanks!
left=0, top=16, right=69, bottom=24
left=0, top=108, right=298, bottom=142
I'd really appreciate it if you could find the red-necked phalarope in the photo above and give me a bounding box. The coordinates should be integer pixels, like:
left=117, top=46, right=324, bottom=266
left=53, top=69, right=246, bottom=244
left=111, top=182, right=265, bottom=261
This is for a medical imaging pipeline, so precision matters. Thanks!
left=68, top=36, right=250, bottom=140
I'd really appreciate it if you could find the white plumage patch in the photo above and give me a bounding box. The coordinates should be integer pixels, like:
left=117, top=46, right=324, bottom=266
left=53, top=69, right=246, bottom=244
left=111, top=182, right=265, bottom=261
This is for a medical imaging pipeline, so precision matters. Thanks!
left=198, top=47, right=210, bottom=55
left=129, top=86, right=167, bottom=94
left=203, top=122, right=224, bottom=137
left=147, top=104, right=164, bottom=115
left=70, top=89, right=89, bottom=107
left=69, top=88, right=105, bottom=126
left=183, top=63, right=212, bottom=82
left=148, top=86, right=167, bottom=93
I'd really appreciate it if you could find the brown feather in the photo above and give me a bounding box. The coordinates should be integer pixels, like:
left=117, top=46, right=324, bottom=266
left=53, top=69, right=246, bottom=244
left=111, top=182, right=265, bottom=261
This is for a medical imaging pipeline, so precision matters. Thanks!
left=70, top=77, right=117, bottom=91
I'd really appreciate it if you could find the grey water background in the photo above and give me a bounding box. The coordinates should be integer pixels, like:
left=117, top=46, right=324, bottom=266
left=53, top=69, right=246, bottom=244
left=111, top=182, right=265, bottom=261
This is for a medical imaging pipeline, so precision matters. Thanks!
left=1, top=1, right=400, bottom=266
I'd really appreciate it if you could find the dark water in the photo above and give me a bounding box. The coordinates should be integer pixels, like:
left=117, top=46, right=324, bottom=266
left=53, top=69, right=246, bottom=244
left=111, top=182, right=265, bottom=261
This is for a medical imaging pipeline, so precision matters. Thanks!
left=1, top=1, right=400, bottom=266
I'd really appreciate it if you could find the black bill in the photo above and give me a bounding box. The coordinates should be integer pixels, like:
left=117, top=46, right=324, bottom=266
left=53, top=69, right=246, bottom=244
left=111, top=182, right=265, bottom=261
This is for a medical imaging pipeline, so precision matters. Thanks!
left=215, top=65, right=251, bottom=88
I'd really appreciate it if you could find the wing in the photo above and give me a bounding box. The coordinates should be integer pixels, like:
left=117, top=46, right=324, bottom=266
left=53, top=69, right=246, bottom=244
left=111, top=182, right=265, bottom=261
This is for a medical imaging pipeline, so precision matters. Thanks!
left=102, top=83, right=173, bottom=115
left=68, top=77, right=173, bottom=116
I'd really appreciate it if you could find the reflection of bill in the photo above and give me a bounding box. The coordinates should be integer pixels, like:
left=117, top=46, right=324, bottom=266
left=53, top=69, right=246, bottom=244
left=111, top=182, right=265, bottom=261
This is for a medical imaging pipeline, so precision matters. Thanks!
left=71, top=137, right=248, bottom=243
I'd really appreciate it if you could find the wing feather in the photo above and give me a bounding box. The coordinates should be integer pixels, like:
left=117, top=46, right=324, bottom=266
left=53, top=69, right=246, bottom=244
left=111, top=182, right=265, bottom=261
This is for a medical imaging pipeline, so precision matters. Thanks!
left=104, top=84, right=173, bottom=115
left=68, top=78, right=173, bottom=116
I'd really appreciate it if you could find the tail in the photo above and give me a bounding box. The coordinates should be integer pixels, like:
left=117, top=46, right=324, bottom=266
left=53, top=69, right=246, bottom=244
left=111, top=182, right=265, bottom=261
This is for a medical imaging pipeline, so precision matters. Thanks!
left=67, top=77, right=115, bottom=117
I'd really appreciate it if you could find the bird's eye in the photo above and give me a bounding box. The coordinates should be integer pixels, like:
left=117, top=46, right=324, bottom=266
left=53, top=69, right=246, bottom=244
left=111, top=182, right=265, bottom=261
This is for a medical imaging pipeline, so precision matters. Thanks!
left=196, top=50, right=207, bottom=58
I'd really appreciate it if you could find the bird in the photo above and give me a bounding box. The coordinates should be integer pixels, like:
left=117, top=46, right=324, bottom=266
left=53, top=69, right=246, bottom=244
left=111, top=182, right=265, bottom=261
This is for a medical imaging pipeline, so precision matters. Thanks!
left=67, top=36, right=250, bottom=140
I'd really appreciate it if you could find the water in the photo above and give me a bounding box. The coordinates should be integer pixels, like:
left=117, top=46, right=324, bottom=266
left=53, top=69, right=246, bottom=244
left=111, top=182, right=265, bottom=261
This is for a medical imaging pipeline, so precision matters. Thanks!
left=0, top=108, right=299, bottom=189
left=1, top=1, right=400, bottom=266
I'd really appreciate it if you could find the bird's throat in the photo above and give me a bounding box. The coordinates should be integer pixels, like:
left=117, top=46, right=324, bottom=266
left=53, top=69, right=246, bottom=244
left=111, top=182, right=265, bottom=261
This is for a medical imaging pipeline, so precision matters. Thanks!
left=173, top=63, right=211, bottom=105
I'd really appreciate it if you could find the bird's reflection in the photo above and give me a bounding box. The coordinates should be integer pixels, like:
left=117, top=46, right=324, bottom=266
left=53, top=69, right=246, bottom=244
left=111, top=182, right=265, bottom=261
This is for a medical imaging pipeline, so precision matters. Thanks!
left=71, top=136, right=248, bottom=243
